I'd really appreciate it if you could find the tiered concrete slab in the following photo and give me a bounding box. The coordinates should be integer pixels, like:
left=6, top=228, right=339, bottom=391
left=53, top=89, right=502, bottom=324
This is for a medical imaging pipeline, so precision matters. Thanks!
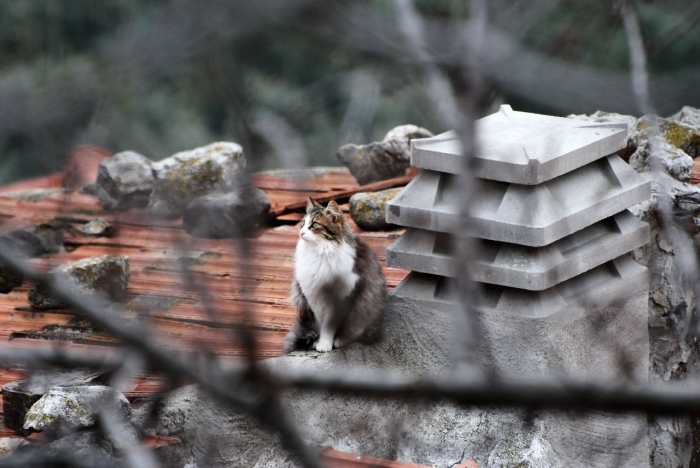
left=386, top=210, right=649, bottom=290
left=411, top=105, right=627, bottom=184
left=386, top=155, right=651, bottom=246
left=392, top=254, right=647, bottom=317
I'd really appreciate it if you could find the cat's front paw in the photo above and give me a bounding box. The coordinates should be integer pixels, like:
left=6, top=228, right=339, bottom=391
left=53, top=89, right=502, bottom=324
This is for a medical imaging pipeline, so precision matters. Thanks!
left=315, top=338, right=333, bottom=352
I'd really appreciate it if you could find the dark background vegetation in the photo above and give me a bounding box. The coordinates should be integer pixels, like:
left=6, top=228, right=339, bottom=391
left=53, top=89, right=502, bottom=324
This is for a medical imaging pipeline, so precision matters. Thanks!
left=0, top=0, right=698, bottom=185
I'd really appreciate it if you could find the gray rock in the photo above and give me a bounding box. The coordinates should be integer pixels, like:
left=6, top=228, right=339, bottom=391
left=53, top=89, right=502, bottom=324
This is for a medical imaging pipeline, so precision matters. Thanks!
left=0, top=223, right=66, bottom=294
left=24, top=386, right=131, bottom=432
left=95, top=151, right=154, bottom=211
left=0, top=263, right=23, bottom=294
left=1, top=369, right=108, bottom=435
left=568, top=109, right=700, bottom=164
left=628, top=172, right=700, bottom=467
left=148, top=142, right=246, bottom=219
left=337, top=125, right=432, bottom=185
left=77, top=219, right=116, bottom=237
left=34, top=430, right=115, bottom=465
left=0, top=223, right=65, bottom=258
left=382, top=124, right=434, bottom=145
left=28, top=255, right=130, bottom=309
left=631, top=114, right=700, bottom=158
left=182, top=186, right=270, bottom=239
left=629, top=135, right=694, bottom=182
left=349, top=187, right=403, bottom=231
left=671, top=106, right=700, bottom=130
left=0, top=438, right=28, bottom=459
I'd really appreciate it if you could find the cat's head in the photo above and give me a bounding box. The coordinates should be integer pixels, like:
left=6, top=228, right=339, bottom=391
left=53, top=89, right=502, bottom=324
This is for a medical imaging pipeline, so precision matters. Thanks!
left=299, top=198, right=353, bottom=244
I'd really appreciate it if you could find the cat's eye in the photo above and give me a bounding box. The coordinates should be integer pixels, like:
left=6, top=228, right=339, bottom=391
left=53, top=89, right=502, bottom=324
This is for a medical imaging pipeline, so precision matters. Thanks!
left=311, top=222, right=320, bottom=228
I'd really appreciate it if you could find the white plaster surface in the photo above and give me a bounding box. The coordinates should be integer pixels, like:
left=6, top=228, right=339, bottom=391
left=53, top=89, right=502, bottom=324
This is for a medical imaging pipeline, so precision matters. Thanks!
left=411, top=104, right=627, bottom=184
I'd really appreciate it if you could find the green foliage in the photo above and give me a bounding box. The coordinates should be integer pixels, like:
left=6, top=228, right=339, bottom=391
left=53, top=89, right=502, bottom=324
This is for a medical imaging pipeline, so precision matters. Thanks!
left=517, top=0, right=700, bottom=72
left=0, top=0, right=699, bottom=185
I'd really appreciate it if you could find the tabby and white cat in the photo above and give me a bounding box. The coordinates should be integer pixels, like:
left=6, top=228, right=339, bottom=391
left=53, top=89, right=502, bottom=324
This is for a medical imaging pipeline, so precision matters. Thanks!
left=285, top=197, right=387, bottom=353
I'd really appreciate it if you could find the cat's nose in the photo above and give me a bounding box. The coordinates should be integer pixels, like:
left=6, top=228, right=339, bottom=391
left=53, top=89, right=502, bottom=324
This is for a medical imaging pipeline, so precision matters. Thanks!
left=299, top=231, right=305, bottom=238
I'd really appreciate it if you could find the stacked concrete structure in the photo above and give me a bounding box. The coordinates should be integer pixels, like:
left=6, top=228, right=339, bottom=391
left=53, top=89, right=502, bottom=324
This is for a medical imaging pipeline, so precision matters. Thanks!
left=385, top=105, right=652, bottom=466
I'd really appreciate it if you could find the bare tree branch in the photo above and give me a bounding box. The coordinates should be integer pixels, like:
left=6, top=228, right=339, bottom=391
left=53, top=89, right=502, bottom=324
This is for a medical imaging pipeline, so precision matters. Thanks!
left=617, top=0, right=655, bottom=115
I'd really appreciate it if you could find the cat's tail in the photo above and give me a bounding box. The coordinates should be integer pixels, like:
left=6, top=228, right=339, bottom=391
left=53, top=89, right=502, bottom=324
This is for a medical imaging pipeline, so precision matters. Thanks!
left=284, top=303, right=319, bottom=353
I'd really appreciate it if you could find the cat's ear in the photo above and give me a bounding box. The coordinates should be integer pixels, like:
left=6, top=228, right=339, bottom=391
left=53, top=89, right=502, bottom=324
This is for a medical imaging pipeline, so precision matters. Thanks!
left=306, top=197, right=322, bottom=213
left=326, top=200, right=342, bottom=218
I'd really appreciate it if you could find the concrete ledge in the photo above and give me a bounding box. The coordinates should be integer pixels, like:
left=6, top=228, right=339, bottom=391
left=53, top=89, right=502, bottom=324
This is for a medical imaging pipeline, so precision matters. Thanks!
left=386, top=210, right=650, bottom=290
left=411, top=105, right=627, bottom=185
left=153, top=293, right=649, bottom=467
left=386, top=155, right=651, bottom=246
left=390, top=254, right=648, bottom=320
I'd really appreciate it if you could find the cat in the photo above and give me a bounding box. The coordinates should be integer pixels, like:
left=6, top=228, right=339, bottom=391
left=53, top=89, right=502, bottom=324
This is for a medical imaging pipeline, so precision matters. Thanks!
left=285, top=197, right=387, bottom=353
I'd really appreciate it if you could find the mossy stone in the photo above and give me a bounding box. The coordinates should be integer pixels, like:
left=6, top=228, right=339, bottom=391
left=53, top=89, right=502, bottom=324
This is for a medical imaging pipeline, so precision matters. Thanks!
left=148, top=142, right=246, bottom=219
left=28, top=255, right=130, bottom=310
left=349, top=187, right=404, bottom=231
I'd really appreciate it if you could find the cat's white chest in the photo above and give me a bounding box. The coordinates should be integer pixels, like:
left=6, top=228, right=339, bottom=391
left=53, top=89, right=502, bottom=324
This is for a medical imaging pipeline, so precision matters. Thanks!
left=295, top=240, right=359, bottom=317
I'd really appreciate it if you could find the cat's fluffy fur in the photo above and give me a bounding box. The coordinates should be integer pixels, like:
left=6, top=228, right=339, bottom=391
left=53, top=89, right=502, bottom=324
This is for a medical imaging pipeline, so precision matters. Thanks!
left=285, top=197, right=387, bottom=353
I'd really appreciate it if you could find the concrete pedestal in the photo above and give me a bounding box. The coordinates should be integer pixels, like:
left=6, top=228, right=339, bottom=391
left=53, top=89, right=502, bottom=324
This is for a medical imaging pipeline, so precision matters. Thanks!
left=385, top=105, right=651, bottom=466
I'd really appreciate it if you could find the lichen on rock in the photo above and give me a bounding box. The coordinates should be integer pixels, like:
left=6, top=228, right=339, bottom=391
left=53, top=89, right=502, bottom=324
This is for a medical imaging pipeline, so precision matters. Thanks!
left=629, top=136, right=694, bottom=182
left=28, top=255, right=130, bottom=310
left=570, top=108, right=700, bottom=181
left=148, top=142, right=246, bottom=219
left=631, top=115, right=700, bottom=159
left=77, top=219, right=116, bottom=237
left=1, top=369, right=109, bottom=435
left=349, top=187, right=403, bottom=231
left=671, top=106, right=700, bottom=130
left=95, top=150, right=155, bottom=211
left=23, top=386, right=131, bottom=432
left=0, top=438, right=28, bottom=459
left=337, top=125, right=433, bottom=185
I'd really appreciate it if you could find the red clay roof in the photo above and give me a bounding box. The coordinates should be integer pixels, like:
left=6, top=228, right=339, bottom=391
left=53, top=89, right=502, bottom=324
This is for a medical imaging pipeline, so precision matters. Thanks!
left=0, top=168, right=408, bottom=359
left=0, top=154, right=459, bottom=466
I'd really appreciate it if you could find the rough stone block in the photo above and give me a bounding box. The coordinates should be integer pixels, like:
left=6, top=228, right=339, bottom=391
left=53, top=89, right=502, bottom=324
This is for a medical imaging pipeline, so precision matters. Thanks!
left=24, top=386, right=131, bottom=432
left=28, top=255, right=130, bottom=309
left=148, top=142, right=246, bottom=219
left=411, top=105, right=627, bottom=185
left=386, top=210, right=649, bottom=290
left=386, top=155, right=650, bottom=246
left=391, top=254, right=646, bottom=318
left=1, top=370, right=108, bottom=435
left=183, top=186, right=271, bottom=239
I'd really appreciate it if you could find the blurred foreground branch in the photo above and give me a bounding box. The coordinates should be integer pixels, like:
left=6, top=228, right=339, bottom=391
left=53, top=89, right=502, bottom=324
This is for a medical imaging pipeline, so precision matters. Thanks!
left=4, top=341, right=700, bottom=417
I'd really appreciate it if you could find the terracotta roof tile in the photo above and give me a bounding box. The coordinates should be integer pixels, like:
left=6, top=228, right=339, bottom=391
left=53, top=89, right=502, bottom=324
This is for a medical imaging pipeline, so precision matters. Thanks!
left=0, top=166, right=414, bottom=454
left=0, top=165, right=450, bottom=466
